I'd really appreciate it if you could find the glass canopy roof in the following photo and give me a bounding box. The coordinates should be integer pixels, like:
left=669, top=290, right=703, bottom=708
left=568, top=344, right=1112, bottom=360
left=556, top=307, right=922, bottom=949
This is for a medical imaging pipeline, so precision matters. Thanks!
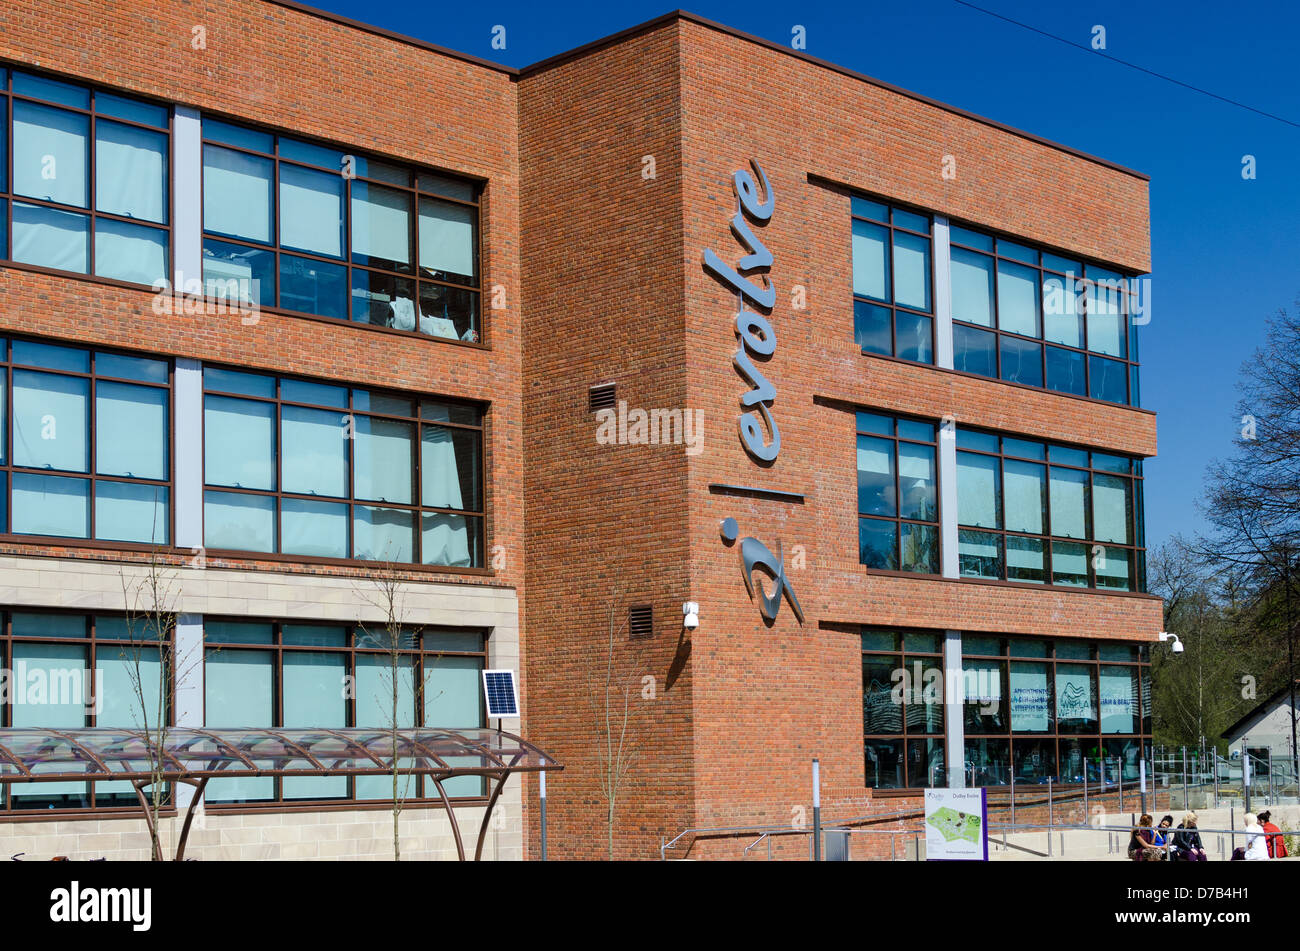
left=0, top=727, right=557, bottom=782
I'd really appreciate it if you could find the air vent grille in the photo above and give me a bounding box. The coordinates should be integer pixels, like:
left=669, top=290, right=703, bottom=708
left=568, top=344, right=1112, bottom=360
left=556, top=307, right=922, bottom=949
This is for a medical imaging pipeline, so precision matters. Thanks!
left=628, top=605, right=653, bottom=638
left=589, top=383, right=616, bottom=412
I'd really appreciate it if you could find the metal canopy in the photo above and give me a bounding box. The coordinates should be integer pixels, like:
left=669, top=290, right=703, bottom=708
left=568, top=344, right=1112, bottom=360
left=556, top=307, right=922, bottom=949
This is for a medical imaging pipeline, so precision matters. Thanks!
left=0, top=727, right=560, bottom=862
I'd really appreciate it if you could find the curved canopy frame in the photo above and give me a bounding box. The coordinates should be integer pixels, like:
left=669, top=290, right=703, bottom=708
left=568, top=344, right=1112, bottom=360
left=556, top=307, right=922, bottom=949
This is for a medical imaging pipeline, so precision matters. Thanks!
left=0, top=727, right=560, bottom=861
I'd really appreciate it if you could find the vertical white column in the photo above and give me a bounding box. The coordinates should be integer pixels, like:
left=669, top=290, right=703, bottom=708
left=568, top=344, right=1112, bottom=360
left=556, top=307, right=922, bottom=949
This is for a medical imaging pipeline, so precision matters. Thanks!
left=939, top=428, right=959, bottom=579
left=172, top=106, right=206, bottom=811
left=935, top=217, right=959, bottom=580
left=944, top=629, right=965, bottom=788
left=171, top=105, right=203, bottom=293
left=173, top=358, right=203, bottom=550
left=171, top=106, right=205, bottom=553
left=173, top=613, right=204, bottom=807
left=932, top=216, right=954, bottom=370
left=937, top=217, right=962, bottom=787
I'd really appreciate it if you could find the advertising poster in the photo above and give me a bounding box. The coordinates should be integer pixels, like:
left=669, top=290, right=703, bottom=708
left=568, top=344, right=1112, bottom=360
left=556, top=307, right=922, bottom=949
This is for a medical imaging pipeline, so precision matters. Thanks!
left=925, top=787, right=988, bottom=861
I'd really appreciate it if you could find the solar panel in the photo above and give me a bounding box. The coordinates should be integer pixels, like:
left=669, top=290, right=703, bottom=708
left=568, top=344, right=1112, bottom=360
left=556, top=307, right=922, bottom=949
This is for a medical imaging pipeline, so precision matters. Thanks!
left=482, top=669, right=520, bottom=718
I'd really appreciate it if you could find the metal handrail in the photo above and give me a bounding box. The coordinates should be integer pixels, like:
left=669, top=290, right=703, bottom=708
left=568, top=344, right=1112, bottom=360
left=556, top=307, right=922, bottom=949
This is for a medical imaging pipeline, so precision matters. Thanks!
left=742, top=833, right=772, bottom=860
left=660, top=804, right=926, bottom=859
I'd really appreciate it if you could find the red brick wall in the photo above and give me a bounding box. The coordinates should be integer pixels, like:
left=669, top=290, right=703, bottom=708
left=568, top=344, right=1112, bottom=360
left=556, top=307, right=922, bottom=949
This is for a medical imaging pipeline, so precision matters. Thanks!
left=518, top=14, right=1158, bottom=861
left=0, top=4, right=1163, bottom=862
left=676, top=16, right=1159, bottom=855
left=0, top=0, right=524, bottom=590
left=0, top=0, right=532, bottom=841
left=518, top=23, right=695, bottom=860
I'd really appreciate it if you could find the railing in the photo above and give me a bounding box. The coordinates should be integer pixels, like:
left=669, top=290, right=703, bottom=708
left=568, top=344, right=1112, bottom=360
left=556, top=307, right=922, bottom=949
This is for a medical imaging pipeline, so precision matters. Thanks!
left=661, top=805, right=925, bottom=860
left=987, top=819, right=1273, bottom=860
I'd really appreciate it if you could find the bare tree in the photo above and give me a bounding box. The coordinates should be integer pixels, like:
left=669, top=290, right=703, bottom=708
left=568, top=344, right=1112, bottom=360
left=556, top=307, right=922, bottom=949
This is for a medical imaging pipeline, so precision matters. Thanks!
left=117, top=547, right=189, bottom=861
left=583, top=595, right=647, bottom=860
left=1194, top=302, right=1300, bottom=782
left=1147, top=540, right=1246, bottom=750
left=354, top=559, right=448, bottom=861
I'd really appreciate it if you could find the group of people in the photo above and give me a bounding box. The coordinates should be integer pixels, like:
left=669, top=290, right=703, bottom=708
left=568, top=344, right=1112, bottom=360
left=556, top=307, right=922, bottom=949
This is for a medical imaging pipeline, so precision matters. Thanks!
left=1127, top=811, right=1289, bottom=861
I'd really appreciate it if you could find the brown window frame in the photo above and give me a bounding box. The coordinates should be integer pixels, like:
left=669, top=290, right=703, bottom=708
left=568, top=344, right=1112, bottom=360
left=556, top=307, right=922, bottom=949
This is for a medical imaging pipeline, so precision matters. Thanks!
left=202, top=619, right=489, bottom=809
left=0, top=335, right=174, bottom=546
left=861, top=628, right=945, bottom=791
left=955, top=428, right=1146, bottom=592
left=0, top=608, right=176, bottom=816
left=201, top=365, right=485, bottom=569
left=959, top=634, right=1152, bottom=790
left=948, top=223, right=1141, bottom=407
left=199, top=116, right=484, bottom=346
left=851, top=196, right=936, bottom=366
left=0, top=63, right=173, bottom=288
left=855, top=410, right=941, bottom=576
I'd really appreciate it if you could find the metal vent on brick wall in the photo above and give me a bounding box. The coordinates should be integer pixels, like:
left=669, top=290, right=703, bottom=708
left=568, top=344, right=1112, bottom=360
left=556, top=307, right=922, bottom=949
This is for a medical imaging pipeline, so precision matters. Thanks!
left=589, top=383, right=616, bottom=412
left=628, top=605, right=653, bottom=638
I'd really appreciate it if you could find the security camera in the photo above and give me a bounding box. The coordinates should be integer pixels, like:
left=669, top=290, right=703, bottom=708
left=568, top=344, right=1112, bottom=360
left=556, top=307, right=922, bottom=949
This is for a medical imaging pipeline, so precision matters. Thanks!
left=1159, top=631, right=1184, bottom=655
left=682, top=601, right=699, bottom=630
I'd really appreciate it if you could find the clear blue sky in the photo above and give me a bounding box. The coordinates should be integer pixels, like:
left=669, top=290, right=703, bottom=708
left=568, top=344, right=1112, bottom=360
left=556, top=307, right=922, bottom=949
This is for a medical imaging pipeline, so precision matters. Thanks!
left=306, top=0, right=1299, bottom=550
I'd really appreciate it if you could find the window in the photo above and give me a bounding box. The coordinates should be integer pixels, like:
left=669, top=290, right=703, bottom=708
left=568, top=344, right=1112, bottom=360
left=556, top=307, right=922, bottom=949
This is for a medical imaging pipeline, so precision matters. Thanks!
left=200, top=118, right=482, bottom=343
left=960, top=635, right=1150, bottom=787
left=0, top=67, right=170, bottom=286
left=955, top=429, right=1144, bottom=591
left=0, top=611, right=172, bottom=813
left=0, top=337, right=170, bottom=544
left=856, top=411, right=939, bottom=574
left=949, top=224, right=1140, bottom=406
left=201, top=367, right=483, bottom=567
left=203, top=620, right=486, bottom=805
left=851, top=197, right=934, bottom=364
left=861, top=629, right=945, bottom=789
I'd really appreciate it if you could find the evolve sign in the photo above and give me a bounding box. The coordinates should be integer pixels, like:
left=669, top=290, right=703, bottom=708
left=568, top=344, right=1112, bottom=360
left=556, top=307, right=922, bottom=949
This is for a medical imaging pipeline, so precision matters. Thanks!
left=703, top=160, right=803, bottom=626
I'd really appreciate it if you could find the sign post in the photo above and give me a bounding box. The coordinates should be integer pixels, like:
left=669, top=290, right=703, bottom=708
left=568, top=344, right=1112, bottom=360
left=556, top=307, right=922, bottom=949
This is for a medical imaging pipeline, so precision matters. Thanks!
left=924, top=787, right=988, bottom=861
left=1139, top=757, right=1147, bottom=816
left=812, top=758, right=822, bottom=862
left=539, top=767, right=548, bottom=862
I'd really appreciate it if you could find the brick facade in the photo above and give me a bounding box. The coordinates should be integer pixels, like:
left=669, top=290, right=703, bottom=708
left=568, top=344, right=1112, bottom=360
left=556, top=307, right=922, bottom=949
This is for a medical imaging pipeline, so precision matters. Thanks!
left=521, top=15, right=1158, bottom=859
left=0, top=6, right=1159, bottom=861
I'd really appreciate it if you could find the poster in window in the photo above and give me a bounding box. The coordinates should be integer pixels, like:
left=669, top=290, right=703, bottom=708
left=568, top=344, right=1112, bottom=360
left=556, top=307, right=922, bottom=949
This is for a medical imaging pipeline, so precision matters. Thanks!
left=1099, top=666, right=1136, bottom=733
left=1009, top=662, right=1050, bottom=732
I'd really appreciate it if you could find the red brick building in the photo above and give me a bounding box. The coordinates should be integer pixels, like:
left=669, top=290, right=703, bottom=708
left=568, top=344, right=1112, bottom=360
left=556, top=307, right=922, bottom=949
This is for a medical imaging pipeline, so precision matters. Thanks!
left=0, top=4, right=1158, bottom=860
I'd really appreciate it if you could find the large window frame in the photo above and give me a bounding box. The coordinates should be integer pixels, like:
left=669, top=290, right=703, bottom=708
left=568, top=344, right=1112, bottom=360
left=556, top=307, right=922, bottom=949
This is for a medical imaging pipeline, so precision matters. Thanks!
left=960, top=634, right=1151, bottom=789
left=861, top=629, right=945, bottom=790
left=203, top=619, right=489, bottom=808
left=855, top=410, right=940, bottom=575
left=0, top=609, right=175, bottom=815
left=0, top=335, right=173, bottom=546
left=850, top=196, right=935, bottom=365
left=954, top=428, right=1145, bottom=592
left=201, top=366, right=485, bottom=569
left=0, top=64, right=172, bottom=287
left=199, top=116, right=483, bottom=346
left=948, top=223, right=1140, bottom=406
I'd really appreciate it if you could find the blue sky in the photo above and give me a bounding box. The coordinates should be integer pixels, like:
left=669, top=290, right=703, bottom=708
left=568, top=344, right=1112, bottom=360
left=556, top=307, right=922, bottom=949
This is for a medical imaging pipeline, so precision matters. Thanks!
left=307, top=0, right=1299, bottom=550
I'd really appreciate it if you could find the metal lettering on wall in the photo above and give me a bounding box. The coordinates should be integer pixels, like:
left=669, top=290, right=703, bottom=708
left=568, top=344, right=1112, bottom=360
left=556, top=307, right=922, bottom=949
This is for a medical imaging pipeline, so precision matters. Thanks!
left=703, top=161, right=803, bottom=626
left=702, top=160, right=779, bottom=463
